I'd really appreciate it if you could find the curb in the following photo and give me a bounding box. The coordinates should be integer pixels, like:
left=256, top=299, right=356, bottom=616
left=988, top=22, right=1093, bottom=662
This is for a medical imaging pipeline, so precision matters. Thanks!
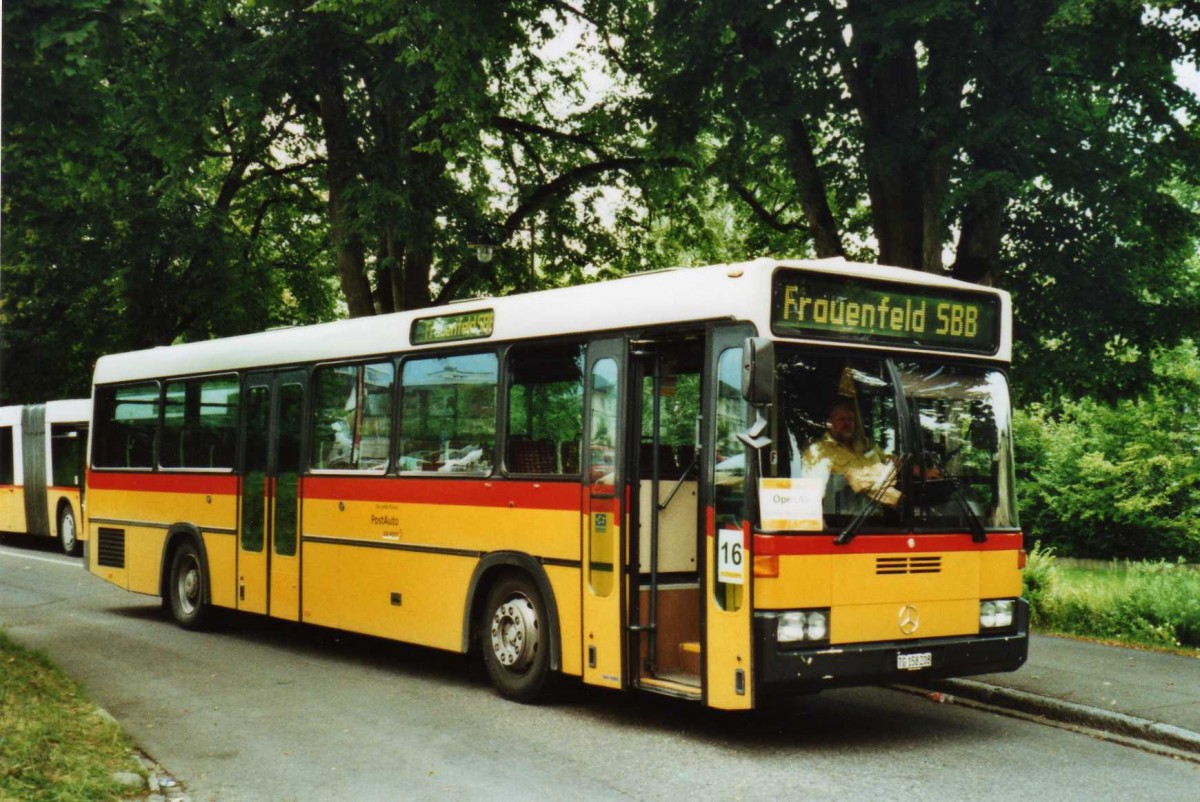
left=911, top=678, right=1200, bottom=758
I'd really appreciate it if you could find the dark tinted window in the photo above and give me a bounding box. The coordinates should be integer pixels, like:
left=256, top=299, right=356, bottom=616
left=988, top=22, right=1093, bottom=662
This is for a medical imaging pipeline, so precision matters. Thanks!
left=93, top=384, right=160, bottom=469
left=507, top=344, right=584, bottom=475
left=161, top=376, right=239, bottom=469
left=0, top=427, right=13, bottom=485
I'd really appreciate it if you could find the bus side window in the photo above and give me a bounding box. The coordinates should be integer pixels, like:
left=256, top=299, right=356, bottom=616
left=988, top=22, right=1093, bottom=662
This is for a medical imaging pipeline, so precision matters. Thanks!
left=506, top=343, right=584, bottom=476
left=93, top=383, right=159, bottom=469
left=398, top=353, right=497, bottom=475
left=161, top=376, right=239, bottom=470
left=0, top=427, right=13, bottom=485
left=311, top=363, right=394, bottom=472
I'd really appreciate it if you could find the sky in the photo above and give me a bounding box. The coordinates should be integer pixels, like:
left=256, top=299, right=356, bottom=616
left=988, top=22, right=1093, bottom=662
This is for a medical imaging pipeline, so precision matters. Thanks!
left=1178, top=61, right=1200, bottom=97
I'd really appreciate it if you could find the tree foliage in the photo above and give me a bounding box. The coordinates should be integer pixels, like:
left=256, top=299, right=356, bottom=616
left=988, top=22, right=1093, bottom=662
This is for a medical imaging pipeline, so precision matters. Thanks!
left=2, top=0, right=1200, bottom=409
left=1015, top=341, right=1200, bottom=561
left=589, top=0, right=1200, bottom=400
left=2, top=0, right=336, bottom=402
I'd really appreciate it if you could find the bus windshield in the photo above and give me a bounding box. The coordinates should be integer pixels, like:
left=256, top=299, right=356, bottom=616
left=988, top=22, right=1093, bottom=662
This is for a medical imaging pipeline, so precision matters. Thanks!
left=767, top=350, right=1018, bottom=533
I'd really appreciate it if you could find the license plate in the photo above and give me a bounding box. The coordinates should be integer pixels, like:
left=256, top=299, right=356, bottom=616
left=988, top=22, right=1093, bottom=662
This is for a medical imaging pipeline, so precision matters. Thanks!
left=897, top=652, right=932, bottom=671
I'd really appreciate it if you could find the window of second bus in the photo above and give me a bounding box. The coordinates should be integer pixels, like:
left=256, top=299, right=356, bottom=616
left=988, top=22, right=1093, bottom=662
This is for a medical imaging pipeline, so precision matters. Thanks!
left=0, top=427, right=14, bottom=485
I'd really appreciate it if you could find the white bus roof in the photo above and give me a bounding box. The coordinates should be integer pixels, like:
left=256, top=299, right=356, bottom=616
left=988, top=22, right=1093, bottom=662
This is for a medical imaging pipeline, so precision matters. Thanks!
left=92, top=258, right=1012, bottom=385
left=0, top=400, right=91, bottom=426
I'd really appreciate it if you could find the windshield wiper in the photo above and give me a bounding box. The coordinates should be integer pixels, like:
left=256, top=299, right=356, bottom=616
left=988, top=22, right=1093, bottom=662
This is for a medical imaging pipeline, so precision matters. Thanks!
left=834, top=453, right=908, bottom=546
left=945, top=477, right=987, bottom=543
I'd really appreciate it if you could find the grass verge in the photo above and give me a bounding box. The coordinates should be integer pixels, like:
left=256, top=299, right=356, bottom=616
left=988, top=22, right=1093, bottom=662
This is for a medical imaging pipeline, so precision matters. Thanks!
left=0, top=629, right=145, bottom=802
left=1023, top=544, right=1200, bottom=655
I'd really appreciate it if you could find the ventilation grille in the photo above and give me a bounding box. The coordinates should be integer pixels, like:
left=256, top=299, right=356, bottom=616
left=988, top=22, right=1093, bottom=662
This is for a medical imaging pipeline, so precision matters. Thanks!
left=97, top=528, right=126, bottom=568
left=876, top=555, right=941, bottom=575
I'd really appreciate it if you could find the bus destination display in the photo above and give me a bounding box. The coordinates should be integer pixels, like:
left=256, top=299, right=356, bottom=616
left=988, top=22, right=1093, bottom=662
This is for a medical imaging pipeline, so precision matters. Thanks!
left=411, top=310, right=495, bottom=345
left=771, top=270, right=1000, bottom=354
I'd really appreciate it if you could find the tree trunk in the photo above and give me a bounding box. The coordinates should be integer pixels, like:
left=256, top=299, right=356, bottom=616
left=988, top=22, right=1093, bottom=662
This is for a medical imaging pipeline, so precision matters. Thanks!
left=845, top=0, right=925, bottom=269
left=917, top=22, right=970, bottom=274
left=732, top=18, right=845, bottom=258
left=783, top=120, right=845, bottom=259
left=314, top=18, right=374, bottom=318
left=952, top=190, right=1006, bottom=286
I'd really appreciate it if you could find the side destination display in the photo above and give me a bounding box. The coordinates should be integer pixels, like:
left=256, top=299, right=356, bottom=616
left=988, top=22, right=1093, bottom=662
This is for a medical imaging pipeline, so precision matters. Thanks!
left=411, top=310, right=495, bottom=345
left=771, top=270, right=1000, bottom=354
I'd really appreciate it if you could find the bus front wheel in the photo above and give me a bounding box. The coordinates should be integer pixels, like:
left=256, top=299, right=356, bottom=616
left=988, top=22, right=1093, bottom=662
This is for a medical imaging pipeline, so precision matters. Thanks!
left=168, top=541, right=211, bottom=631
left=58, top=504, right=80, bottom=557
left=480, top=573, right=550, bottom=703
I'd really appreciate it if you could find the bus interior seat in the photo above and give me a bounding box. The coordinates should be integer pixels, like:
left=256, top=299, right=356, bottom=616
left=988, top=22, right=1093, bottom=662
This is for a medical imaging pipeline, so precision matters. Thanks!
left=509, top=436, right=556, bottom=474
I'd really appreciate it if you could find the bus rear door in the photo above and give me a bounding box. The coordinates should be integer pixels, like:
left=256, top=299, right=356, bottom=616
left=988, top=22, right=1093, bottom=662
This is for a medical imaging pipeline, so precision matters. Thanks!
left=239, top=370, right=306, bottom=620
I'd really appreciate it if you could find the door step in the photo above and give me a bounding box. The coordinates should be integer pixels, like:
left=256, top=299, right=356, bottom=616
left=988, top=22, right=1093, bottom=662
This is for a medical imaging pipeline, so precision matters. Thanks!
left=640, top=675, right=702, bottom=699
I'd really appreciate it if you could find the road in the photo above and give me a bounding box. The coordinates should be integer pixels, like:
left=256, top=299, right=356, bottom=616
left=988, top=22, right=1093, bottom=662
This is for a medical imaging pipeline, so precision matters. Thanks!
left=2, top=537, right=1197, bottom=802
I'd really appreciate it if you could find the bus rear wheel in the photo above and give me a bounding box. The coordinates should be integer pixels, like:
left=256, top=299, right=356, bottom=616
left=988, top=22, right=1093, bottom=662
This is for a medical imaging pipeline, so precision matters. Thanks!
left=168, top=541, right=211, bottom=630
left=58, top=504, right=80, bottom=556
left=480, top=573, right=550, bottom=703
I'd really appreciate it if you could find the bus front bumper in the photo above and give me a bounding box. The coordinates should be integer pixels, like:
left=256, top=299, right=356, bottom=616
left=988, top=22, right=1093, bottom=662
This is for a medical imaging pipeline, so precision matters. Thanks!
left=753, top=599, right=1029, bottom=695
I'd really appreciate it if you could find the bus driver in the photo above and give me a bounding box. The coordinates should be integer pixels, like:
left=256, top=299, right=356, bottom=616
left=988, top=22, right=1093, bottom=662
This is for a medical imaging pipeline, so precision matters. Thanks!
left=803, top=397, right=901, bottom=507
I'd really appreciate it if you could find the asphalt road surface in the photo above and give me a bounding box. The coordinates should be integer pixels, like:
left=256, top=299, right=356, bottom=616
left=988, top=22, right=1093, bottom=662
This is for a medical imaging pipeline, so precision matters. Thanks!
left=2, top=537, right=1197, bottom=801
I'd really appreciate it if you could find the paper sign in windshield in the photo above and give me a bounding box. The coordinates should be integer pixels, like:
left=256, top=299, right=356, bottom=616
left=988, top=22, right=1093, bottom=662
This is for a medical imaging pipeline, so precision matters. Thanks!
left=759, top=477, right=823, bottom=531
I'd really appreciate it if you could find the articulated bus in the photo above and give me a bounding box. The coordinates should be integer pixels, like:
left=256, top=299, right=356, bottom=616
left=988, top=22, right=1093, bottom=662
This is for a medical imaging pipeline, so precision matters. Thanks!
left=85, top=258, right=1026, bottom=708
left=0, top=399, right=90, bottom=555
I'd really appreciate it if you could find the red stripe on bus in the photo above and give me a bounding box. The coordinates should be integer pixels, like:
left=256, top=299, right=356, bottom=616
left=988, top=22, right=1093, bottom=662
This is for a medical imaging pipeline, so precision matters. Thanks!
left=86, top=471, right=584, bottom=511
left=86, top=471, right=239, bottom=496
left=302, top=476, right=583, bottom=511
left=753, top=531, right=1023, bottom=556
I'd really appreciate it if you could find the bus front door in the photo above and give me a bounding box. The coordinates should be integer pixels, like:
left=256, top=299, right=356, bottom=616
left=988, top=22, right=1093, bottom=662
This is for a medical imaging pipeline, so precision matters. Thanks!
left=630, top=337, right=704, bottom=698
left=582, top=338, right=627, bottom=690
left=703, top=325, right=755, bottom=709
left=239, top=370, right=306, bottom=620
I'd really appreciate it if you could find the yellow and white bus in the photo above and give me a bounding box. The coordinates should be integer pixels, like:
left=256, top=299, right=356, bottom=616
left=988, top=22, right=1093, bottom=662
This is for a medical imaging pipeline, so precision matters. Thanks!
left=85, top=258, right=1026, bottom=707
left=0, top=399, right=90, bottom=555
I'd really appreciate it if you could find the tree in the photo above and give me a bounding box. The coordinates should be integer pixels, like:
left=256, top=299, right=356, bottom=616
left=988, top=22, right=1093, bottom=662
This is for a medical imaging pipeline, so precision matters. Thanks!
left=1015, top=341, right=1200, bottom=561
left=588, top=0, right=1200, bottom=399
left=2, top=0, right=337, bottom=403
left=303, top=0, right=683, bottom=315
left=5, top=1, right=1199, bottom=409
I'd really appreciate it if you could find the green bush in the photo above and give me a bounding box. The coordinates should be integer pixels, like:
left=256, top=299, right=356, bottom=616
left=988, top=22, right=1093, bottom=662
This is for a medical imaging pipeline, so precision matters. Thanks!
left=1021, top=541, right=1058, bottom=625
left=1034, top=560, right=1200, bottom=650
left=1015, top=342, right=1200, bottom=561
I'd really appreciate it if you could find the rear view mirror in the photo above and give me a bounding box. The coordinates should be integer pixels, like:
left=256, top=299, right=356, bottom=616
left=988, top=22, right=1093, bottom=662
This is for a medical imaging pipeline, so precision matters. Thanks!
left=741, top=337, right=774, bottom=406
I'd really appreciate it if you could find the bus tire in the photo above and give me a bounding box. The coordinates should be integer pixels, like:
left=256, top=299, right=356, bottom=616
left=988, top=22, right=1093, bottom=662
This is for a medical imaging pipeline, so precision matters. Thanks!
left=168, top=540, right=211, bottom=631
left=480, top=573, right=550, bottom=703
left=58, top=504, right=81, bottom=557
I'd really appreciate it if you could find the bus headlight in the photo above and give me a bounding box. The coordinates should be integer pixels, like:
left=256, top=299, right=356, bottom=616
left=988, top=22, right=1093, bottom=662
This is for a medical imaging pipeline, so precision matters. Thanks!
left=776, top=609, right=831, bottom=644
left=980, top=599, right=1015, bottom=630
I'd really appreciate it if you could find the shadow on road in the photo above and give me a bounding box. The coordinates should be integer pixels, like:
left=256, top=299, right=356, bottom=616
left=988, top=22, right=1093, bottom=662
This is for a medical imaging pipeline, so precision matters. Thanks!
left=0, top=531, right=75, bottom=555
left=101, top=598, right=983, bottom=753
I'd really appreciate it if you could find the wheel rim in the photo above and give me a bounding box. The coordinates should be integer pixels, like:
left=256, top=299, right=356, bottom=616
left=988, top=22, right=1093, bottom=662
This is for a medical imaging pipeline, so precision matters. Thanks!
left=60, top=512, right=76, bottom=551
left=489, top=593, right=539, bottom=673
left=176, top=555, right=201, bottom=616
